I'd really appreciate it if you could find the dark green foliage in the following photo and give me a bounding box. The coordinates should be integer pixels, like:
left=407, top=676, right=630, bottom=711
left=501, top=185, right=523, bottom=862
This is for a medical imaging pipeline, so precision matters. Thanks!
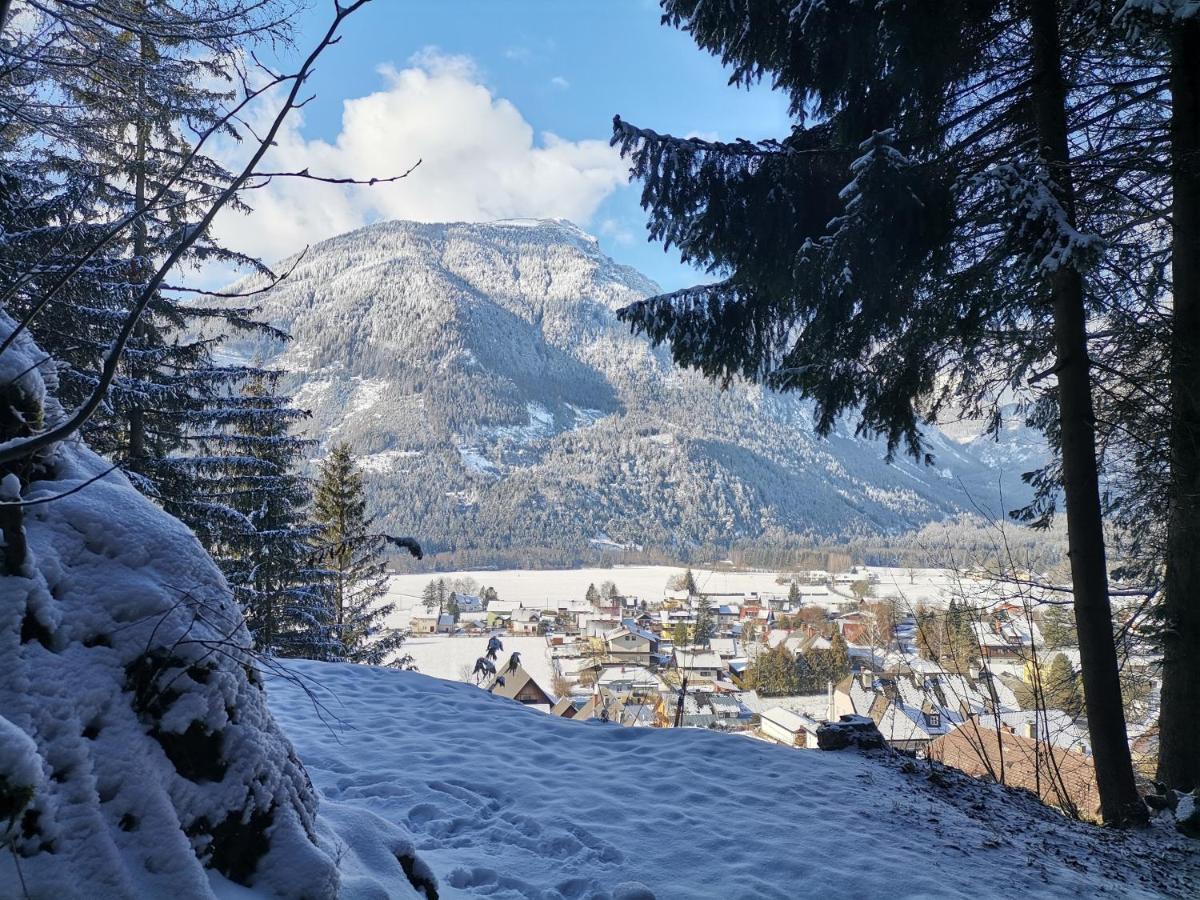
left=745, top=644, right=801, bottom=696
left=671, top=622, right=690, bottom=647
left=209, top=377, right=333, bottom=659
left=311, top=443, right=409, bottom=666
left=800, top=631, right=852, bottom=692
left=1041, top=606, right=1077, bottom=650
left=692, top=597, right=715, bottom=647
left=1045, top=653, right=1084, bottom=717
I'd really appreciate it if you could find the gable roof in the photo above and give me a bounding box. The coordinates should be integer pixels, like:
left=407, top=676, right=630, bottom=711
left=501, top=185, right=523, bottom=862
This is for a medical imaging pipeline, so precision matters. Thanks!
left=761, top=706, right=822, bottom=736
left=485, top=666, right=553, bottom=705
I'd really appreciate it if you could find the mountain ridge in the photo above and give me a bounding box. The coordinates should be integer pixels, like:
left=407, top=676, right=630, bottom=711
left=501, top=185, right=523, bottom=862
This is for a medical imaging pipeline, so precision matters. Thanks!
left=219, top=218, right=1033, bottom=559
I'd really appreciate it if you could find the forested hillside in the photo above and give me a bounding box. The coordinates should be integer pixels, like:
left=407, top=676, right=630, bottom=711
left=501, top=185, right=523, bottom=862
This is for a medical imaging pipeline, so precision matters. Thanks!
left=220, top=219, right=1032, bottom=559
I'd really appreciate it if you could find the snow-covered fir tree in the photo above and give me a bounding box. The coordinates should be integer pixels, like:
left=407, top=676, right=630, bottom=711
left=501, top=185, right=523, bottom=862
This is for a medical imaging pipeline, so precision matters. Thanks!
left=207, top=375, right=335, bottom=659
left=7, top=1, right=301, bottom=548
left=611, top=0, right=1151, bottom=826
left=310, top=442, right=409, bottom=666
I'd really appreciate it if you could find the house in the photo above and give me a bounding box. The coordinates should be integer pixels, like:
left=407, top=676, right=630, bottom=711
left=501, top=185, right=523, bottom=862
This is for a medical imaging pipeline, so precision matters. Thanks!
left=409, top=611, right=455, bottom=634
left=760, top=707, right=824, bottom=749
left=804, top=570, right=831, bottom=585
left=510, top=608, right=542, bottom=635
left=867, top=694, right=958, bottom=752
left=835, top=611, right=872, bottom=644
left=452, top=593, right=484, bottom=613
left=485, top=599, right=522, bottom=628
left=485, top=666, right=554, bottom=711
left=708, top=637, right=740, bottom=660
left=716, top=605, right=741, bottom=628
left=550, top=696, right=582, bottom=719
left=673, top=648, right=724, bottom=681
left=928, top=722, right=1102, bottom=822
left=604, top=620, right=660, bottom=666
left=596, top=665, right=663, bottom=695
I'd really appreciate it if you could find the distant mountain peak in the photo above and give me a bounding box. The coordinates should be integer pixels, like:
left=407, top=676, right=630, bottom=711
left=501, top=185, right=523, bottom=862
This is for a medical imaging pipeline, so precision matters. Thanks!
left=222, top=220, right=1030, bottom=559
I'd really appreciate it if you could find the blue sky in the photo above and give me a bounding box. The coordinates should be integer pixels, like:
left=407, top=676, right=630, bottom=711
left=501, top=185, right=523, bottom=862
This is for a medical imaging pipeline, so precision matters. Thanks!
left=217, top=0, right=791, bottom=291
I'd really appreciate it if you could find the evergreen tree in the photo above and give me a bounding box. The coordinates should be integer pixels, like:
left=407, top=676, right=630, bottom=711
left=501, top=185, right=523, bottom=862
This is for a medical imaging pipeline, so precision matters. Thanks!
left=613, top=0, right=1145, bottom=824
left=828, top=631, right=851, bottom=682
left=692, top=596, right=716, bottom=647
left=1046, top=653, right=1084, bottom=718
left=422, top=577, right=447, bottom=614
left=788, top=581, right=801, bottom=606
left=682, top=567, right=697, bottom=594
left=745, top=644, right=800, bottom=696
left=1041, top=606, right=1077, bottom=650
left=914, top=606, right=941, bottom=662
left=7, top=1, right=302, bottom=554
left=212, top=376, right=332, bottom=658
left=585, top=583, right=600, bottom=606
left=310, top=442, right=408, bottom=666
left=672, top=622, right=690, bottom=648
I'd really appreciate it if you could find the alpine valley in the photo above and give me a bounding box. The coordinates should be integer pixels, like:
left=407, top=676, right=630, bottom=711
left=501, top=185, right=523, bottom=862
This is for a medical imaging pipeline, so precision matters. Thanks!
left=217, top=219, right=1036, bottom=561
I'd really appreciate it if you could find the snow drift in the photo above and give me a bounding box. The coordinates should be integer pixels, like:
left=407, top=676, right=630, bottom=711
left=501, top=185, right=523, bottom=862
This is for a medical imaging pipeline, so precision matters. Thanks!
left=0, top=315, right=426, bottom=899
left=268, top=660, right=1199, bottom=900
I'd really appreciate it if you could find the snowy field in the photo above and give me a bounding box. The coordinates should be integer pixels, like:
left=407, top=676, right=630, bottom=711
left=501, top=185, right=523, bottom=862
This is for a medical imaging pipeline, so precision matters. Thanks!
left=386, top=564, right=1000, bottom=622
left=404, top=635, right=557, bottom=693
left=386, top=565, right=790, bottom=611
left=266, top=661, right=1200, bottom=900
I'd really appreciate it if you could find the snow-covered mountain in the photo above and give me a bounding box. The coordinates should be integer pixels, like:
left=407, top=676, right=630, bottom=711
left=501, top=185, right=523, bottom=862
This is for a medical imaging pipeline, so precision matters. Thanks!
left=221, top=219, right=1036, bottom=556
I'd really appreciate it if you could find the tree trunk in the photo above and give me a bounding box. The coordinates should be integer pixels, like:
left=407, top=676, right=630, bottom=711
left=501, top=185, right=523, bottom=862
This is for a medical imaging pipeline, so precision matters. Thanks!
left=1027, top=0, right=1146, bottom=826
left=127, top=29, right=151, bottom=473
left=1159, top=17, right=1200, bottom=793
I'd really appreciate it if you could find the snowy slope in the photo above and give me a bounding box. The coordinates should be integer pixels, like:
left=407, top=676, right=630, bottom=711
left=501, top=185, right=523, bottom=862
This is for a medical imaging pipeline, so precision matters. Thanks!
left=267, top=661, right=1198, bottom=900
left=0, top=314, right=432, bottom=900
left=218, top=219, right=1033, bottom=554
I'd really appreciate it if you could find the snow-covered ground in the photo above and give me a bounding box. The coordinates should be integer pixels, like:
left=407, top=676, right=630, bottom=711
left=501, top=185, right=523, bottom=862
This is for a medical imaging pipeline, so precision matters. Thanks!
left=387, top=564, right=1043, bottom=618
left=386, top=566, right=799, bottom=611
left=268, top=661, right=1199, bottom=900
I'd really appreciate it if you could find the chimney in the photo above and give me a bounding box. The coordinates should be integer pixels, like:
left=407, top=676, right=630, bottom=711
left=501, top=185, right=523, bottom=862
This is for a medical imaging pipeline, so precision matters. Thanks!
left=1022, top=721, right=1037, bottom=740
left=827, top=679, right=835, bottom=722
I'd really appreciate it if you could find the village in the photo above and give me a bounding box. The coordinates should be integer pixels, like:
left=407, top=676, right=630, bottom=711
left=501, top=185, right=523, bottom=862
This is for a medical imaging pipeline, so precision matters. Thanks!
left=396, top=565, right=1160, bottom=824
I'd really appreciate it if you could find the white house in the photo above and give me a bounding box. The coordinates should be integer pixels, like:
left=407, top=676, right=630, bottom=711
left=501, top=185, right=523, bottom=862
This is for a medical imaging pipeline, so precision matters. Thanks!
left=760, top=707, right=823, bottom=749
left=673, top=649, right=724, bottom=681
left=510, top=608, right=542, bottom=635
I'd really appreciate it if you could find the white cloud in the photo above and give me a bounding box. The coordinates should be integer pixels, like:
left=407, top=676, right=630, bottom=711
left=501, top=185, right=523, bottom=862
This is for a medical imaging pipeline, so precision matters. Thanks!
left=599, top=218, right=635, bottom=246
left=211, top=48, right=626, bottom=269
left=550, top=75, right=570, bottom=90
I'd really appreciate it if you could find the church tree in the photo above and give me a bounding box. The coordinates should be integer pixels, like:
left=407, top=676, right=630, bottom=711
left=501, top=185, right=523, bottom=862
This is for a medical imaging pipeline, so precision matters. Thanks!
left=310, top=442, right=407, bottom=666
left=613, top=0, right=1146, bottom=825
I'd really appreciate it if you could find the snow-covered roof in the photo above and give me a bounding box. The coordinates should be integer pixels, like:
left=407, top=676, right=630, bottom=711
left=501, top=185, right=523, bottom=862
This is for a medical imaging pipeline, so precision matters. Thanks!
left=761, top=707, right=822, bottom=735
left=674, top=649, right=723, bottom=670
